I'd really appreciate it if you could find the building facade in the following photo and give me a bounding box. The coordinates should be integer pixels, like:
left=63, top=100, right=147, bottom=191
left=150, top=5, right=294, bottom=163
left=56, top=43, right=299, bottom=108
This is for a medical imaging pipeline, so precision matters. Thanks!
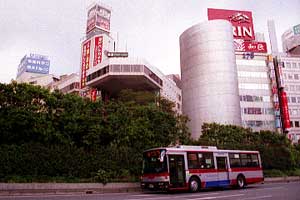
left=16, top=53, right=53, bottom=86
left=180, top=20, right=242, bottom=139
left=279, top=56, right=300, bottom=142
left=236, top=52, right=275, bottom=132
left=80, top=3, right=182, bottom=112
left=50, top=73, right=80, bottom=94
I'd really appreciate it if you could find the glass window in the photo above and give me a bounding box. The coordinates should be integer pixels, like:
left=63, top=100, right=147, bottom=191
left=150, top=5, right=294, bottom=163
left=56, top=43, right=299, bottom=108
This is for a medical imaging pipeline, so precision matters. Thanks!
left=290, top=121, right=294, bottom=127
left=122, top=65, right=131, bottom=72
left=296, top=86, right=300, bottom=91
left=241, top=154, right=252, bottom=167
left=286, top=62, right=291, bottom=69
left=294, top=74, right=299, bottom=80
left=188, top=153, right=199, bottom=169
left=188, top=152, right=214, bottom=169
left=198, top=152, right=214, bottom=169
left=250, top=154, right=259, bottom=167
left=229, top=153, right=241, bottom=168
left=292, top=109, right=298, bottom=115
left=295, top=121, right=300, bottom=127
left=290, top=85, right=295, bottom=91
left=288, top=74, right=293, bottom=79
left=292, top=63, right=297, bottom=69
left=292, top=97, right=297, bottom=103
left=297, top=97, right=300, bottom=103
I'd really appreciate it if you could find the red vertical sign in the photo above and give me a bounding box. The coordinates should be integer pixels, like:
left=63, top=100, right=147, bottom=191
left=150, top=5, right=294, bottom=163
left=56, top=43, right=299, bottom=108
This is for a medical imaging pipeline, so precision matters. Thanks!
left=93, top=36, right=103, bottom=66
left=90, top=89, right=97, bottom=102
left=280, top=91, right=291, bottom=129
left=81, top=40, right=91, bottom=88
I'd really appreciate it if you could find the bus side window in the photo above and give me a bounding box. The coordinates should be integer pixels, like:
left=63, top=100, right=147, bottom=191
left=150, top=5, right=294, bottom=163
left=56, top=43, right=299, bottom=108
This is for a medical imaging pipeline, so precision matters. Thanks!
left=188, top=153, right=200, bottom=169
left=250, top=154, right=259, bottom=167
left=229, top=153, right=241, bottom=168
left=199, top=152, right=214, bottom=169
left=241, top=153, right=252, bottom=167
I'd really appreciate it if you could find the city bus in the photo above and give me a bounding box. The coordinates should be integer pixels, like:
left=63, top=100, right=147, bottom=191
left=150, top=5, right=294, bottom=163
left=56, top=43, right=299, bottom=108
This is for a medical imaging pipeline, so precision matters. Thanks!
left=141, top=145, right=263, bottom=192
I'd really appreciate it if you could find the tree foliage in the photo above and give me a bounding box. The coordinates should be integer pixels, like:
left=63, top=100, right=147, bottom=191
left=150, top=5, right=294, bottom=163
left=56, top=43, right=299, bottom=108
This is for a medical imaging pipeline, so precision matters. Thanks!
left=195, top=123, right=300, bottom=170
left=0, top=82, right=191, bottom=181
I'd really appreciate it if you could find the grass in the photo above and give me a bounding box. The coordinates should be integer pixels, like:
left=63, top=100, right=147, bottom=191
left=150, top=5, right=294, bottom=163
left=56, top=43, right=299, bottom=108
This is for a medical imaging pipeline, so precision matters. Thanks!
left=263, top=168, right=300, bottom=178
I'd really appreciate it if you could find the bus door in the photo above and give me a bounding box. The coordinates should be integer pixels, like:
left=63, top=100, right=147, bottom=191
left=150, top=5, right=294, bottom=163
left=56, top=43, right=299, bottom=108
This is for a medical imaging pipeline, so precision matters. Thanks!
left=216, top=156, right=230, bottom=186
left=168, top=155, right=186, bottom=188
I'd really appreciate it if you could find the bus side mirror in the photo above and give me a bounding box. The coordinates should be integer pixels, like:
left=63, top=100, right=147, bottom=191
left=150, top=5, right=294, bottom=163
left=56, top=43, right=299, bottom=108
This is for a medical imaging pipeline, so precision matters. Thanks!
left=159, top=150, right=166, bottom=162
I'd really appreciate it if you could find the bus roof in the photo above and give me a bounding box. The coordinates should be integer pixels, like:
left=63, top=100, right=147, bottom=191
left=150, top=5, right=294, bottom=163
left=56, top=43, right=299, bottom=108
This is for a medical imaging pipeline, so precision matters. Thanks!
left=144, top=145, right=260, bottom=154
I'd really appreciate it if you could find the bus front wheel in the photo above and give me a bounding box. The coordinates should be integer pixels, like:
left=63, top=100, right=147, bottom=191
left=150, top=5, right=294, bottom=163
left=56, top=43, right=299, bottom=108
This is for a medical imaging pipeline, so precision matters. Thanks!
left=189, top=177, right=200, bottom=192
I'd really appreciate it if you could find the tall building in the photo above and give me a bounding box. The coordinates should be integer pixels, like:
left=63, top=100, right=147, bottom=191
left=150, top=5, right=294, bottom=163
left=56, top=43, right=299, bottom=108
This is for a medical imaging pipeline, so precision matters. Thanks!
left=80, top=3, right=182, bottom=112
left=267, top=20, right=279, bottom=55
left=236, top=52, right=275, bottom=132
left=180, top=8, right=277, bottom=139
left=180, top=20, right=242, bottom=139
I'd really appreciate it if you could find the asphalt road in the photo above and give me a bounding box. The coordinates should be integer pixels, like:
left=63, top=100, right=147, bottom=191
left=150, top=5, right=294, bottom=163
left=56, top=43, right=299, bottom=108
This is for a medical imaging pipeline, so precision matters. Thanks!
left=1, top=182, right=300, bottom=200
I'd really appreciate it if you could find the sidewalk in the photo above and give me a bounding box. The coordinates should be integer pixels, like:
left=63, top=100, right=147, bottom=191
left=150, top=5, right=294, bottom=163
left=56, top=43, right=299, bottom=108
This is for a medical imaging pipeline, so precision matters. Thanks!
left=0, top=177, right=299, bottom=195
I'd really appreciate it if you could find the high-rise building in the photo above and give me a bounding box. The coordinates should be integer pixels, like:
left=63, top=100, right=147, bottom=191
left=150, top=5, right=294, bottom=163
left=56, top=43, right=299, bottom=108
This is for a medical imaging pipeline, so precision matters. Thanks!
left=180, top=8, right=277, bottom=139
left=180, top=20, right=242, bottom=139
left=267, top=21, right=300, bottom=143
left=80, top=3, right=182, bottom=112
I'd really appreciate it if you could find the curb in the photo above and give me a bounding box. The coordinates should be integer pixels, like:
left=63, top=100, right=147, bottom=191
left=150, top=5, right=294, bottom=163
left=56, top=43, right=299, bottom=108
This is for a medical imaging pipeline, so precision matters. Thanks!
left=1, top=177, right=299, bottom=195
left=0, top=182, right=141, bottom=196
left=264, top=176, right=300, bottom=183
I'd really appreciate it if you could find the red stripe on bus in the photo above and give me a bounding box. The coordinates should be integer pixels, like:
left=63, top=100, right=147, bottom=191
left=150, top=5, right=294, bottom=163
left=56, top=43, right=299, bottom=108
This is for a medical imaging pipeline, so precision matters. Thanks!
left=230, top=167, right=262, bottom=172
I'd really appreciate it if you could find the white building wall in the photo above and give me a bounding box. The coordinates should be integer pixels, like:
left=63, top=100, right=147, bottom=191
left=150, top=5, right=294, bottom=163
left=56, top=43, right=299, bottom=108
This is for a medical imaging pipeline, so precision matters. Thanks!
left=236, top=53, right=275, bottom=132
left=280, top=56, right=300, bottom=143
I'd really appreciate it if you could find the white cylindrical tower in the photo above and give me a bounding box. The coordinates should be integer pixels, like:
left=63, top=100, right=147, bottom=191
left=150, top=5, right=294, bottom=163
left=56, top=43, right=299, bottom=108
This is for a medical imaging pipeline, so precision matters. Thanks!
left=180, top=20, right=242, bottom=139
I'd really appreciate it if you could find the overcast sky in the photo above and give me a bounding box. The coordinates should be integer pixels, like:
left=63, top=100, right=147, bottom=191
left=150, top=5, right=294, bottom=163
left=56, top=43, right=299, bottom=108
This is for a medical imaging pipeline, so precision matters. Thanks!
left=0, top=0, right=299, bottom=83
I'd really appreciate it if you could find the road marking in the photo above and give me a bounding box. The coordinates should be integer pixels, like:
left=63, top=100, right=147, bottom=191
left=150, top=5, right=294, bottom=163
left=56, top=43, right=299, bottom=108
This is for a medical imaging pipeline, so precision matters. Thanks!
left=129, top=192, right=220, bottom=200
left=190, top=194, right=244, bottom=200
left=249, top=186, right=284, bottom=191
left=241, top=195, right=272, bottom=200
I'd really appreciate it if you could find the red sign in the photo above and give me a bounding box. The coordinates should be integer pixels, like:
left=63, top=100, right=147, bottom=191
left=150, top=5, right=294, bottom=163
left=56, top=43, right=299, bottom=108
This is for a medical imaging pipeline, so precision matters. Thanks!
left=235, top=40, right=267, bottom=53
left=280, top=91, right=291, bottom=129
left=90, top=89, right=97, bottom=102
left=86, top=16, right=96, bottom=33
left=86, top=4, right=111, bottom=34
left=96, top=15, right=110, bottom=32
left=93, top=36, right=103, bottom=66
left=80, top=40, right=91, bottom=88
left=208, top=8, right=255, bottom=41
left=244, top=42, right=267, bottom=53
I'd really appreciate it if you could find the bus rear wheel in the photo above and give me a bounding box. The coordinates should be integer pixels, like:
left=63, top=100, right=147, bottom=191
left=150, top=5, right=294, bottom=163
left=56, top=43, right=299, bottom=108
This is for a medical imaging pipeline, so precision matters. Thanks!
left=237, top=175, right=245, bottom=189
left=189, top=177, right=200, bottom=192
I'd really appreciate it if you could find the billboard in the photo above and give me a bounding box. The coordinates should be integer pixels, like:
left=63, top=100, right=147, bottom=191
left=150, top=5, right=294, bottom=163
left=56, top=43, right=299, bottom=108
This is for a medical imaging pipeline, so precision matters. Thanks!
left=279, top=91, right=291, bottom=130
left=20, top=54, right=50, bottom=75
left=208, top=8, right=255, bottom=41
left=80, top=40, right=91, bottom=88
left=106, top=51, right=129, bottom=58
left=234, top=40, right=267, bottom=53
left=93, top=36, right=103, bottom=66
left=86, top=4, right=111, bottom=34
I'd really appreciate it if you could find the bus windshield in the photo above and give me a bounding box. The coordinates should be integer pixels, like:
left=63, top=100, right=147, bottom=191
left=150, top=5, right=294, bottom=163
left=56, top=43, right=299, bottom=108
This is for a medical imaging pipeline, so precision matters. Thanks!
left=143, top=149, right=167, bottom=174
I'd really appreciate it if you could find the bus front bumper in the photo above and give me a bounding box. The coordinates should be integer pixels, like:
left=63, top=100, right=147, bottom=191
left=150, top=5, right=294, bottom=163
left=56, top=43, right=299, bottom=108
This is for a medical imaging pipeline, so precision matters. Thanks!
left=141, top=182, right=169, bottom=190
